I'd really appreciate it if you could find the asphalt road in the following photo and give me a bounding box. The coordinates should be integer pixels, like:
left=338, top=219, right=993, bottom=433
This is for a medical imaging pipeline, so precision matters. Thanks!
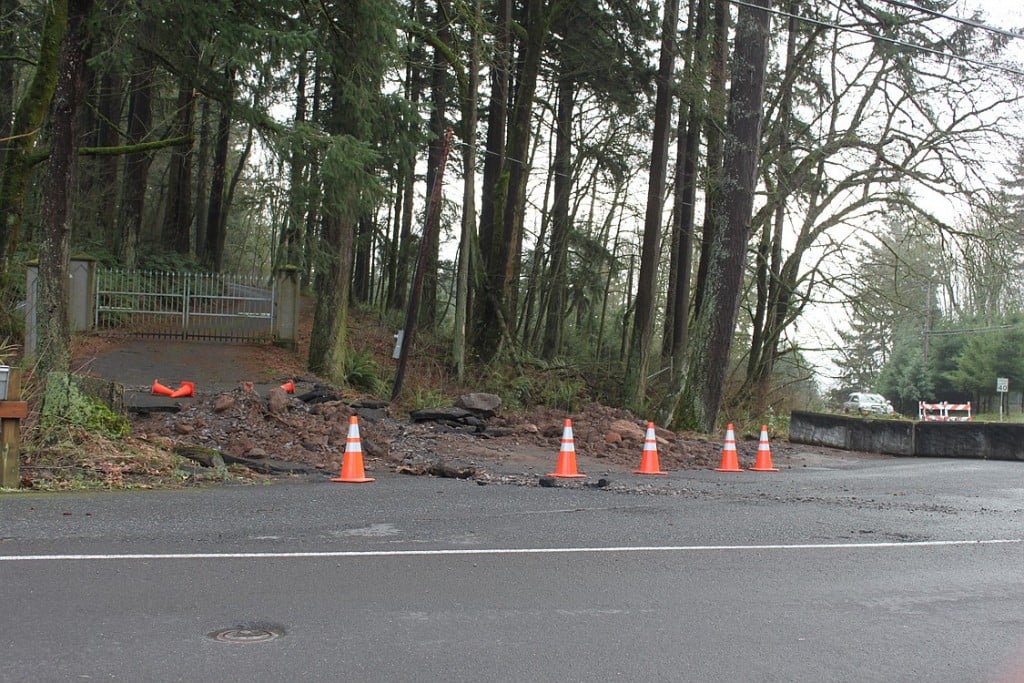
left=2, top=455, right=1023, bottom=682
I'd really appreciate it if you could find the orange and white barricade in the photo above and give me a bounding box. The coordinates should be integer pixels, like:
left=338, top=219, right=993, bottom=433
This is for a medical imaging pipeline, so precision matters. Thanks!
left=918, top=401, right=971, bottom=422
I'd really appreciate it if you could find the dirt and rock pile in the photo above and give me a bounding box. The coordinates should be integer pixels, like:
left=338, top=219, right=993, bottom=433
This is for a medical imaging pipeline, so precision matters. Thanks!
left=130, top=386, right=800, bottom=482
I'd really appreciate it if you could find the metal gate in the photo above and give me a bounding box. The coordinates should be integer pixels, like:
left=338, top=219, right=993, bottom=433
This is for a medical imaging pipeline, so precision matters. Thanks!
left=94, top=269, right=275, bottom=342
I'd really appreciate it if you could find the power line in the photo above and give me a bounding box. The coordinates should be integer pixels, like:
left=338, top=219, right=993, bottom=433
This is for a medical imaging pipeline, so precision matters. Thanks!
left=878, top=0, right=1024, bottom=41
left=729, top=0, right=1024, bottom=78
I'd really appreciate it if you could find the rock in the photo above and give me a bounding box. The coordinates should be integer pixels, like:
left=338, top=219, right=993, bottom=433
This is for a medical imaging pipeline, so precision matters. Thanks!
left=247, top=447, right=267, bottom=459
left=654, top=425, right=675, bottom=442
left=354, top=407, right=388, bottom=422
left=297, top=387, right=341, bottom=404
left=266, top=387, right=289, bottom=413
left=312, top=401, right=351, bottom=422
left=353, top=399, right=389, bottom=409
left=455, top=393, right=502, bottom=417
left=213, top=395, right=235, bottom=413
left=234, top=437, right=255, bottom=454
left=410, top=406, right=474, bottom=422
left=604, top=431, right=622, bottom=444
left=541, top=423, right=564, bottom=438
left=519, top=423, right=539, bottom=434
left=609, top=419, right=645, bottom=442
left=363, top=437, right=388, bottom=459
left=173, top=445, right=225, bottom=469
left=396, top=462, right=476, bottom=479
left=174, top=423, right=195, bottom=435
left=128, top=404, right=180, bottom=415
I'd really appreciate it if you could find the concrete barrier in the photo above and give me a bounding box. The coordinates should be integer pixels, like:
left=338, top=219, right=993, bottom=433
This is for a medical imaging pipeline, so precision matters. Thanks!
left=915, top=421, right=1024, bottom=461
left=848, top=418, right=915, bottom=456
left=790, top=411, right=913, bottom=456
left=790, top=410, right=1024, bottom=461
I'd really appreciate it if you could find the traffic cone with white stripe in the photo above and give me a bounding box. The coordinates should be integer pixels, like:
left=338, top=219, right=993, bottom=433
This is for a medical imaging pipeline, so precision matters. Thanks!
left=715, top=423, right=744, bottom=472
left=634, top=422, right=667, bottom=475
left=547, top=419, right=586, bottom=478
left=750, top=425, right=779, bottom=472
left=331, top=415, right=375, bottom=483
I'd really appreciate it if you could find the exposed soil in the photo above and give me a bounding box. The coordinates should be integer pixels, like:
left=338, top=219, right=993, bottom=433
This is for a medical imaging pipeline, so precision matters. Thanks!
left=13, top=306, right=868, bottom=491
left=130, top=388, right=740, bottom=478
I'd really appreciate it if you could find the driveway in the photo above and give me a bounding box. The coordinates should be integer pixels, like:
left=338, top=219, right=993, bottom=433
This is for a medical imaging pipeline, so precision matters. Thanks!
left=76, top=338, right=293, bottom=391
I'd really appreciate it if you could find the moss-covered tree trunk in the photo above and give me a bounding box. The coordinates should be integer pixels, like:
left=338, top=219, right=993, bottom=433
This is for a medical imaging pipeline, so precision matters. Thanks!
left=307, top=211, right=355, bottom=380
left=37, top=0, right=93, bottom=377
left=0, top=0, right=66, bottom=300
left=307, top=0, right=396, bottom=382
left=674, top=0, right=772, bottom=432
left=0, top=0, right=15, bottom=173
left=627, top=0, right=680, bottom=410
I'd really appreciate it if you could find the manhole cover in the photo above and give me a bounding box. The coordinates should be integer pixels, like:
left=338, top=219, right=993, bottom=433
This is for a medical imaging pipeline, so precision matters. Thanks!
left=208, top=626, right=284, bottom=643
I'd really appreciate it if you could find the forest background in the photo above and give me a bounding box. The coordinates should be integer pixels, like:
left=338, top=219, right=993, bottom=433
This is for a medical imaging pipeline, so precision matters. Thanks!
left=2, top=0, right=1024, bottom=434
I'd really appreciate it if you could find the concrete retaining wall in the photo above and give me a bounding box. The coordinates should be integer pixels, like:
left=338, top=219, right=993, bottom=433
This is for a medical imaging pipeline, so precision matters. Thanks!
left=790, top=410, right=1024, bottom=460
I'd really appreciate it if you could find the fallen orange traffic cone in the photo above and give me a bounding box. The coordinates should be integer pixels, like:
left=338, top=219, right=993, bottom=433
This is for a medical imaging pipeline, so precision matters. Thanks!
left=634, top=422, right=667, bottom=475
left=280, top=379, right=295, bottom=394
left=715, top=423, right=744, bottom=472
left=151, top=379, right=174, bottom=396
left=750, top=425, right=778, bottom=472
left=169, top=380, right=194, bottom=398
left=547, top=419, right=586, bottom=479
left=331, top=415, right=375, bottom=483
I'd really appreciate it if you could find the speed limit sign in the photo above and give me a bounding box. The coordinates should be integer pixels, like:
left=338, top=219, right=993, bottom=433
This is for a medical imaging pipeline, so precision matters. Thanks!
left=997, top=377, right=1009, bottom=393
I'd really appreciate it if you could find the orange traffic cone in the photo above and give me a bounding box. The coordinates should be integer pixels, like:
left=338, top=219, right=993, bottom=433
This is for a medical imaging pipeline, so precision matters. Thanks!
left=280, top=379, right=295, bottom=394
left=547, top=419, right=586, bottom=479
left=715, top=423, right=744, bottom=472
left=151, top=379, right=174, bottom=396
left=750, top=425, right=779, bottom=472
left=331, top=415, right=375, bottom=483
left=169, top=380, right=194, bottom=398
left=634, top=422, right=667, bottom=475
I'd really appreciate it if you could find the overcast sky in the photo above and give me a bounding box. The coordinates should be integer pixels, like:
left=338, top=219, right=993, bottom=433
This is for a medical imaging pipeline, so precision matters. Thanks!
left=965, top=1, right=1024, bottom=35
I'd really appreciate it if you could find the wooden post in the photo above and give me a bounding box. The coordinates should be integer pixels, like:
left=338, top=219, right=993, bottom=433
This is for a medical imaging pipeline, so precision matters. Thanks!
left=1, top=368, right=26, bottom=489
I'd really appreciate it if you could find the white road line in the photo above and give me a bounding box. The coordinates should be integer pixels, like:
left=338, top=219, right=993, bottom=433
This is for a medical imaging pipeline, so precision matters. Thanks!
left=0, top=538, right=1019, bottom=562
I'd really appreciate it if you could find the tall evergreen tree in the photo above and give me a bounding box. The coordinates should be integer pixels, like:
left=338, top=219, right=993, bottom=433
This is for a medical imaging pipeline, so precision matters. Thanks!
left=307, top=0, right=398, bottom=382
left=628, top=0, right=680, bottom=409
left=36, top=0, right=93, bottom=376
left=675, top=0, right=772, bottom=432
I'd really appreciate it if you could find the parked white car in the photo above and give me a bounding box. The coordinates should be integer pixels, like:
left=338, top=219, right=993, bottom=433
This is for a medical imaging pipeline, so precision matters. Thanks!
left=842, top=392, right=894, bottom=415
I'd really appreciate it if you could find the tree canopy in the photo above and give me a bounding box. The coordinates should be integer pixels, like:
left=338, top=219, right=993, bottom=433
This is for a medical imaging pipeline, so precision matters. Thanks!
left=3, top=0, right=1023, bottom=428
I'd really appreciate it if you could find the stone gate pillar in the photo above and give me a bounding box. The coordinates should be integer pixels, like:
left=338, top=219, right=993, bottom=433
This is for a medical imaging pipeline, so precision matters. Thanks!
left=273, top=266, right=301, bottom=350
left=23, top=256, right=96, bottom=357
